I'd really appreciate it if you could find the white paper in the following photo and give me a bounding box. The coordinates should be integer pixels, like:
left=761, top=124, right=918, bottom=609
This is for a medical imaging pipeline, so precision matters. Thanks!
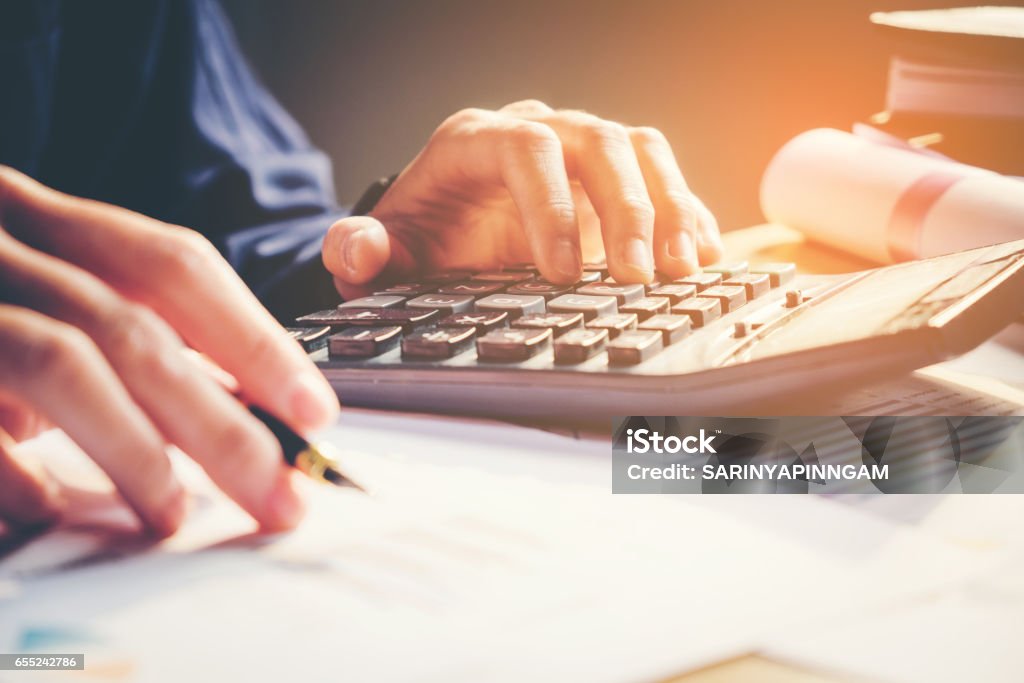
left=760, top=128, right=1024, bottom=263
left=0, top=414, right=991, bottom=683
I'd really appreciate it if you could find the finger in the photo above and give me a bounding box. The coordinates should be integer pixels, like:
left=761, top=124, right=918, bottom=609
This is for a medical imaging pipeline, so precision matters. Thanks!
left=0, top=236, right=304, bottom=531
left=0, top=167, right=339, bottom=433
left=322, top=215, right=409, bottom=297
left=499, top=99, right=555, bottom=117
left=436, top=109, right=582, bottom=283
left=525, top=111, right=655, bottom=283
left=0, top=428, right=64, bottom=529
left=0, top=392, right=51, bottom=442
left=628, top=126, right=701, bottom=277
left=0, top=305, right=185, bottom=536
left=694, top=195, right=724, bottom=264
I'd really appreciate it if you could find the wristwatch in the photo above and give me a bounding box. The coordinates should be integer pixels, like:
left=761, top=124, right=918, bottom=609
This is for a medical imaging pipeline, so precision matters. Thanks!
left=351, top=173, right=399, bottom=216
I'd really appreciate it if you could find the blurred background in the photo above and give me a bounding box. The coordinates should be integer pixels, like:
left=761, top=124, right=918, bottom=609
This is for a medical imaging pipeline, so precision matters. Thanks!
left=221, top=0, right=1021, bottom=230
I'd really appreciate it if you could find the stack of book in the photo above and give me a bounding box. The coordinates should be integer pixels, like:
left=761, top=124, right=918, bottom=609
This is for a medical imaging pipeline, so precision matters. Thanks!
left=863, top=6, right=1024, bottom=176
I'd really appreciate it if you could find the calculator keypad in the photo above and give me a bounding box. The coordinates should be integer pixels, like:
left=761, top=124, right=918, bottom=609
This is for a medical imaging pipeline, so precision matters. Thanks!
left=300, top=261, right=797, bottom=369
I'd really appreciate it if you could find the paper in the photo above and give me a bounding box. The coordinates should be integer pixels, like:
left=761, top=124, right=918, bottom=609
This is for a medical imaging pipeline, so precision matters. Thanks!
left=0, top=413, right=991, bottom=683
left=760, top=128, right=1024, bottom=263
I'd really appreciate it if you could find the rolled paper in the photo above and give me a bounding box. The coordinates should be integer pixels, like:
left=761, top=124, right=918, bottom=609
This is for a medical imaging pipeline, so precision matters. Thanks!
left=760, top=128, right=1024, bottom=263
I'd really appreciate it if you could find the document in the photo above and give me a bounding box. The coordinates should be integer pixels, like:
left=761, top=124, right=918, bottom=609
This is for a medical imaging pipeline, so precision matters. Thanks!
left=0, top=417, right=993, bottom=683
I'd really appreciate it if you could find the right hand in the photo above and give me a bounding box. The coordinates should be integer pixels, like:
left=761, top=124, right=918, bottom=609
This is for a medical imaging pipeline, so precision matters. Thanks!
left=0, top=167, right=339, bottom=536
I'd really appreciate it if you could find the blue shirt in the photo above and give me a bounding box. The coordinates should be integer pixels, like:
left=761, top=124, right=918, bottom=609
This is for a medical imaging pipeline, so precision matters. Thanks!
left=0, top=0, right=344, bottom=320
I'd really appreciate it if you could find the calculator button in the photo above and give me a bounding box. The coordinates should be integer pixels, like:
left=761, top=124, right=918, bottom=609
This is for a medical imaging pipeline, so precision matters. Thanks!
left=751, top=262, right=796, bottom=287
left=586, top=313, right=638, bottom=338
left=697, top=285, right=747, bottom=313
left=673, top=272, right=722, bottom=291
left=474, top=294, right=547, bottom=318
left=670, top=297, right=722, bottom=327
left=285, top=326, right=331, bottom=352
left=504, top=263, right=540, bottom=273
left=725, top=273, right=771, bottom=300
left=471, top=271, right=534, bottom=283
left=547, top=294, right=618, bottom=320
left=554, top=328, right=608, bottom=364
left=338, top=295, right=406, bottom=309
left=298, top=308, right=439, bottom=331
left=577, top=282, right=645, bottom=304
left=436, top=281, right=506, bottom=296
left=619, top=296, right=671, bottom=320
left=406, top=294, right=475, bottom=314
left=374, top=282, right=435, bottom=296
left=583, top=262, right=609, bottom=277
left=577, top=271, right=604, bottom=284
left=401, top=326, right=477, bottom=359
left=329, top=326, right=403, bottom=358
left=437, top=311, right=508, bottom=333
left=703, top=261, right=749, bottom=278
left=511, top=312, right=584, bottom=336
left=607, top=330, right=663, bottom=366
left=476, top=328, right=553, bottom=362
left=648, top=283, right=697, bottom=303
left=638, top=314, right=692, bottom=345
left=506, top=281, right=574, bottom=299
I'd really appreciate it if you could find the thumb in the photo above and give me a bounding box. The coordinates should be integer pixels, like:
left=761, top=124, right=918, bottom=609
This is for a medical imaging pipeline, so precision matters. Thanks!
left=322, top=215, right=392, bottom=285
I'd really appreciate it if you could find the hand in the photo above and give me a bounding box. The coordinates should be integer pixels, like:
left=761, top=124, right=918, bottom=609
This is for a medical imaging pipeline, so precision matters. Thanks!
left=0, top=167, right=339, bottom=536
left=323, top=100, right=723, bottom=296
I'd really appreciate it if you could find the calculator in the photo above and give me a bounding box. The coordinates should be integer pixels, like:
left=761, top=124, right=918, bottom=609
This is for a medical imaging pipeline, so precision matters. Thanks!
left=290, top=239, right=1024, bottom=418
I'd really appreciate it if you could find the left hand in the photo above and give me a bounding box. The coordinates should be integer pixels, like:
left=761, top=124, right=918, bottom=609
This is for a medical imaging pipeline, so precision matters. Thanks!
left=323, top=100, right=723, bottom=296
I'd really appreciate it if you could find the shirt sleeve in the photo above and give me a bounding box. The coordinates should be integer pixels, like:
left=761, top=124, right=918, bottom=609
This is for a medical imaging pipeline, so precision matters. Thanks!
left=173, top=0, right=344, bottom=322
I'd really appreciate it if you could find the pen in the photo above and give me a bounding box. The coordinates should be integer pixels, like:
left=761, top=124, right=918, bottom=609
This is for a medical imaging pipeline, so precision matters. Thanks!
left=248, top=405, right=367, bottom=492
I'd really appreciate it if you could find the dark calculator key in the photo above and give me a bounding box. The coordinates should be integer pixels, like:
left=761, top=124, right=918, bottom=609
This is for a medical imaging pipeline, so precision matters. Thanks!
left=374, top=282, right=435, bottom=296
left=338, top=295, right=406, bottom=309
left=586, top=313, right=638, bottom=338
left=619, top=296, right=671, bottom=320
left=724, top=273, right=771, bottom=300
left=554, top=328, right=608, bottom=364
left=577, top=282, right=645, bottom=304
left=436, top=281, right=506, bottom=296
left=437, top=311, right=508, bottom=333
left=298, top=308, right=439, bottom=331
left=329, top=325, right=403, bottom=358
left=647, top=283, right=697, bottom=303
left=401, top=326, right=477, bottom=359
left=703, top=261, right=749, bottom=278
left=476, top=327, right=553, bottom=362
left=607, top=330, right=663, bottom=366
left=471, top=271, right=534, bottom=283
left=285, top=326, right=331, bottom=352
left=422, top=271, right=474, bottom=283
left=406, top=294, right=475, bottom=314
left=674, top=273, right=722, bottom=291
left=547, top=294, right=618, bottom=320
left=506, top=281, right=574, bottom=299
left=638, top=315, right=692, bottom=345
left=511, top=312, right=584, bottom=336
left=697, top=285, right=747, bottom=313
left=670, top=297, right=722, bottom=327
left=751, top=262, right=797, bottom=287
left=583, top=262, right=609, bottom=277
left=475, top=294, right=546, bottom=318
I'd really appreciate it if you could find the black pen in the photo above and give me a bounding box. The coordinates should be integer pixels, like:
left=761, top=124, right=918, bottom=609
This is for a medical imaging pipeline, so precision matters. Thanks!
left=249, top=405, right=367, bottom=492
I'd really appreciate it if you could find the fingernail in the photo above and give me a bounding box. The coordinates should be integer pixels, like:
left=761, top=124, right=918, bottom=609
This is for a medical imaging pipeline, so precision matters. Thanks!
left=552, top=239, right=582, bottom=281
left=622, top=238, right=653, bottom=277
left=668, top=232, right=698, bottom=268
left=342, top=228, right=366, bottom=273
left=289, top=373, right=340, bottom=429
left=264, top=471, right=305, bottom=531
